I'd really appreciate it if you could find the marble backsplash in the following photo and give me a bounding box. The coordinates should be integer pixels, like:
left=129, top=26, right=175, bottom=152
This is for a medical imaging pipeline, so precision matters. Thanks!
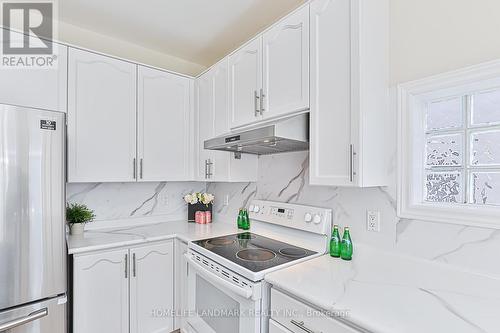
left=66, top=154, right=500, bottom=277
left=67, top=181, right=205, bottom=228
left=208, top=151, right=500, bottom=278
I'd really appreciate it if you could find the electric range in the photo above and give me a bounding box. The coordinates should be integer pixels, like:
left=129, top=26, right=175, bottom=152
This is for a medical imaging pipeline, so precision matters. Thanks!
left=192, top=232, right=317, bottom=274
left=184, top=200, right=332, bottom=333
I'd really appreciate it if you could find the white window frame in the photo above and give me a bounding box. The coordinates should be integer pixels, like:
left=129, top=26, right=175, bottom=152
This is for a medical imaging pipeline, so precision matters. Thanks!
left=398, top=60, right=500, bottom=229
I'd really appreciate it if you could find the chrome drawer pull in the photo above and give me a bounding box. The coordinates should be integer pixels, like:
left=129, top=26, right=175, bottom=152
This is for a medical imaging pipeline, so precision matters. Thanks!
left=0, top=308, right=48, bottom=331
left=290, top=319, right=321, bottom=333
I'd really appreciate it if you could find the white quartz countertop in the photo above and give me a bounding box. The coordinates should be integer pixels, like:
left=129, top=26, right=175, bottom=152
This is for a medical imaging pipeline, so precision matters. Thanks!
left=67, top=220, right=239, bottom=254
left=265, top=245, right=500, bottom=333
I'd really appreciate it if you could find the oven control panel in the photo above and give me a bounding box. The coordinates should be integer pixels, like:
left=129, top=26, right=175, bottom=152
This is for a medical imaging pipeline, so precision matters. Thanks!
left=248, top=200, right=332, bottom=235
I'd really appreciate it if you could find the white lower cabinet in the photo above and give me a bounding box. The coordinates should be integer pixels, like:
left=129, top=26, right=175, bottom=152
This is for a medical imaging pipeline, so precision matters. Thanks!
left=130, top=242, right=174, bottom=333
left=73, top=248, right=129, bottom=333
left=73, top=240, right=174, bottom=333
left=271, top=288, right=360, bottom=333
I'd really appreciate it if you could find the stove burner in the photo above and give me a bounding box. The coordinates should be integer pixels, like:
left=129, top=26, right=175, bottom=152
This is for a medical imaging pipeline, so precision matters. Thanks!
left=205, top=238, right=235, bottom=246
left=236, top=249, right=276, bottom=262
left=237, top=233, right=256, bottom=240
left=279, top=248, right=307, bottom=257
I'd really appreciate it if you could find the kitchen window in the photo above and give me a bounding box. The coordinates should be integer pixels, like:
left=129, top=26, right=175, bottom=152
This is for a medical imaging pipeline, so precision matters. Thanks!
left=398, top=61, right=500, bottom=228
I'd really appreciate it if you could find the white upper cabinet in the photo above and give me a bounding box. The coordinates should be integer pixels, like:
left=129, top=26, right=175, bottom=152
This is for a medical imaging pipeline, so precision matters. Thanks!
left=197, top=59, right=258, bottom=182
left=0, top=29, right=67, bottom=112
left=130, top=241, right=174, bottom=333
left=262, top=5, right=309, bottom=119
left=228, top=37, right=263, bottom=128
left=73, top=248, right=129, bottom=333
left=309, top=0, right=389, bottom=187
left=137, top=66, right=193, bottom=181
left=67, top=48, right=137, bottom=183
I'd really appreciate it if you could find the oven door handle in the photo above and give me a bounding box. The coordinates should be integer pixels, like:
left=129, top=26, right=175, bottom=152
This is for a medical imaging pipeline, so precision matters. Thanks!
left=185, top=253, right=254, bottom=300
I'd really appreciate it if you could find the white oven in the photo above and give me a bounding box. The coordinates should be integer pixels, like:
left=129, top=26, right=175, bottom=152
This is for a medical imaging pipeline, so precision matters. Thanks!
left=185, top=250, right=263, bottom=333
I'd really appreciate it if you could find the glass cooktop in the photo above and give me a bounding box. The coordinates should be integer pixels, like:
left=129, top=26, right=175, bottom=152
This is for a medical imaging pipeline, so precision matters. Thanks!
left=192, top=232, right=317, bottom=272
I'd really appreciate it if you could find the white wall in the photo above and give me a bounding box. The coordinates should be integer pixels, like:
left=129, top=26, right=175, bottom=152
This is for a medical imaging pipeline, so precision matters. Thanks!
left=390, top=0, right=500, bottom=85
left=58, top=21, right=206, bottom=76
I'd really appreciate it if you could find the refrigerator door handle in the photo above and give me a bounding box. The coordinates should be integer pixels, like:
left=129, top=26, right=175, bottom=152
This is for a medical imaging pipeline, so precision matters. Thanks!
left=0, top=308, right=48, bottom=331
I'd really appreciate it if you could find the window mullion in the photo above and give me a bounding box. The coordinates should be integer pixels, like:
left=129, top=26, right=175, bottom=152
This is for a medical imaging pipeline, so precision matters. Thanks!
left=464, top=94, right=472, bottom=204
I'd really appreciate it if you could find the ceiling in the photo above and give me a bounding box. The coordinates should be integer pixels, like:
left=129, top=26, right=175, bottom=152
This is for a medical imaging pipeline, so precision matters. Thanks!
left=59, top=0, right=305, bottom=68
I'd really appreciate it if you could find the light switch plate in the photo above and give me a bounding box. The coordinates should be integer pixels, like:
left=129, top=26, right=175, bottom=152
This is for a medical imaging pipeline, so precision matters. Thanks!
left=366, top=210, right=380, bottom=232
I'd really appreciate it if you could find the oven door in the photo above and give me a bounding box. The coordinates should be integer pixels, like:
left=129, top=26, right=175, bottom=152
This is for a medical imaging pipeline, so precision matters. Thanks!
left=185, top=253, right=261, bottom=333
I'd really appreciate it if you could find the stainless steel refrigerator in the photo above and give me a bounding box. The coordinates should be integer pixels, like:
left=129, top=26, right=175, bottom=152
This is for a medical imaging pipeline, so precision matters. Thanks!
left=0, top=104, right=67, bottom=332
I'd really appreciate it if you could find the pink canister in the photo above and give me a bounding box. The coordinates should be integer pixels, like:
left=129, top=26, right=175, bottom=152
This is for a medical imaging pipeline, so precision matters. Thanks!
left=195, top=211, right=206, bottom=224
left=195, top=211, right=203, bottom=224
left=205, top=211, right=212, bottom=223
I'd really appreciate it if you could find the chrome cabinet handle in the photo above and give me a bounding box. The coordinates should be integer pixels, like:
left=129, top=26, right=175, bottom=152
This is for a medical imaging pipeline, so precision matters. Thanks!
left=139, top=158, right=143, bottom=179
left=124, top=254, right=128, bottom=278
left=260, top=88, right=265, bottom=114
left=133, top=158, right=137, bottom=179
left=254, top=90, right=260, bottom=116
left=349, top=144, right=356, bottom=182
left=132, top=253, right=136, bottom=277
left=206, top=159, right=213, bottom=179
left=290, top=320, right=320, bottom=333
left=0, top=308, right=48, bottom=331
left=204, top=159, right=208, bottom=179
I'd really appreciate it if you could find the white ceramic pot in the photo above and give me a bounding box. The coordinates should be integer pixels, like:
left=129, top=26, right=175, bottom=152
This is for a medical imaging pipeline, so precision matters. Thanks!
left=70, top=223, right=85, bottom=235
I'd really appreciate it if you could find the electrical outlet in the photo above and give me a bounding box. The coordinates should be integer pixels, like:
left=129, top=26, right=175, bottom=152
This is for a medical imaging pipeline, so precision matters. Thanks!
left=223, top=194, right=230, bottom=206
left=366, top=210, right=380, bottom=232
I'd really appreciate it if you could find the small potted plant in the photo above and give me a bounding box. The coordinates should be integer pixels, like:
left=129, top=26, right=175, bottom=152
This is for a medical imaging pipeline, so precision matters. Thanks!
left=184, top=192, right=214, bottom=222
left=66, top=203, right=96, bottom=235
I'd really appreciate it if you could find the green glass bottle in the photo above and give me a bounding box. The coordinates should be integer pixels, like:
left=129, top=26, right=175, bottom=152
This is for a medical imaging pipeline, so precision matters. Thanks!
left=237, top=209, right=244, bottom=229
left=241, top=209, right=250, bottom=230
left=340, top=227, right=353, bottom=261
left=329, top=225, right=341, bottom=257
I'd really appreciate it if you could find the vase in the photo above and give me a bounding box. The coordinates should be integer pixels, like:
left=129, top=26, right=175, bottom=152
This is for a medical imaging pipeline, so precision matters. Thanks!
left=70, top=223, right=85, bottom=235
left=188, top=203, right=212, bottom=222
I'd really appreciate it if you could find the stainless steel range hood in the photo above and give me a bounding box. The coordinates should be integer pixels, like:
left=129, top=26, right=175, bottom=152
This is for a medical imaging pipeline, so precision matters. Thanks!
left=204, top=113, right=309, bottom=155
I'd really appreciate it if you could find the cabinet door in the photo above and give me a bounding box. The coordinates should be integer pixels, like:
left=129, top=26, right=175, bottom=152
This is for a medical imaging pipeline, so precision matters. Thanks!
left=68, top=48, right=137, bottom=182
left=197, top=62, right=231, bottom=182
left=137, top=66, right=193, bottom=181
left=196, top=69, right=215, bottom=181
left=309, top=0, right=353, bottom=186
left=197, top=60, right=258, bottom=182
left=228, top=37, right=262, bottom=128
left=174, top=240, right=189, bottom=331
left=73, top=249, right=129, bottom=333
left=262, top=5, right=309, bottom=119
left=0, top=30, right=67, bottom=112
left=130, top=241, right=174, bottom=333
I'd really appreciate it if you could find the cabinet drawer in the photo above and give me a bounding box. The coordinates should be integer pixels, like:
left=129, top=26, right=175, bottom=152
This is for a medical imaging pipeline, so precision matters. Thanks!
left=271, top=289, right=358, bottom=333
left=270, top=319, right=293, bottom=332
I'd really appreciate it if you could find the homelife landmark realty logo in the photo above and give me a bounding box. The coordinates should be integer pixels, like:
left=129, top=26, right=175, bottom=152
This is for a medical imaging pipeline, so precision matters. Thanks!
left=1, top=0, right=58, bottom=68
